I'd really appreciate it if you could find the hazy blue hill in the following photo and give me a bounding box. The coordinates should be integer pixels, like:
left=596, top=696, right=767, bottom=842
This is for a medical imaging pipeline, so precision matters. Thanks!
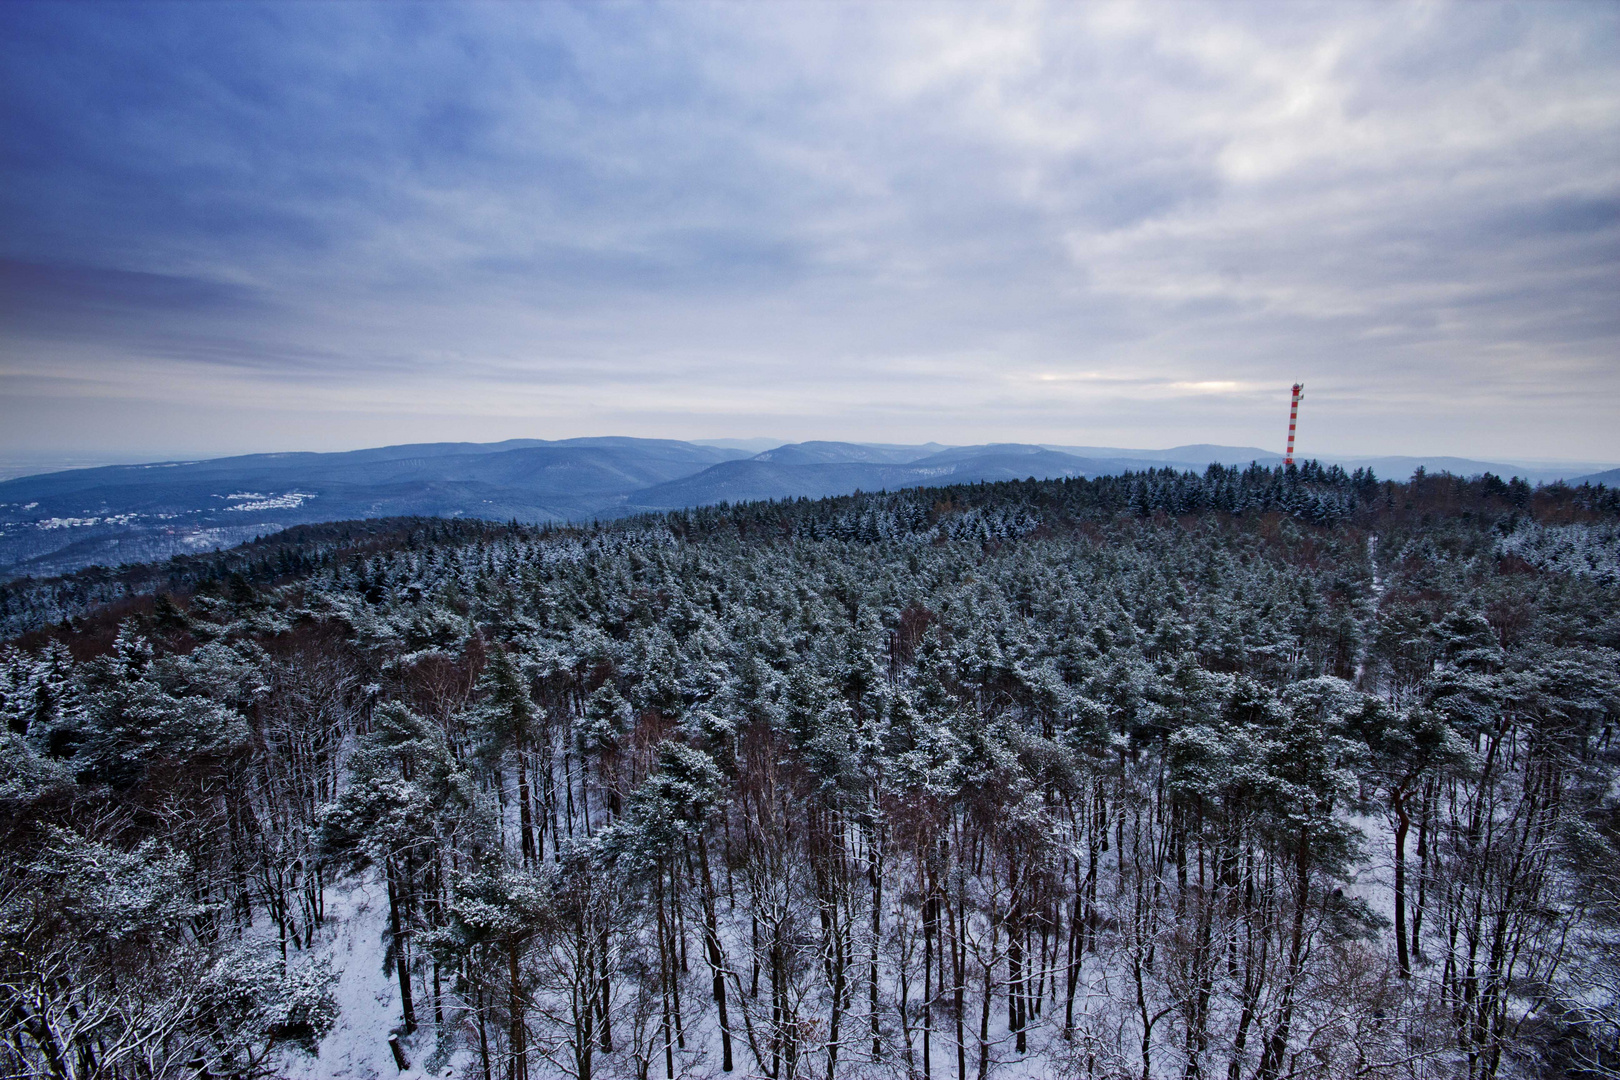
left=913, top=443, right=1050, bottom=465
left=624, top=459, right=923, bottom=508
left=379, top=443, right=746, bottom=493
left=907, top=446, right=1094, bottom=476
left=750, top=441, right=932, bottom=465
left=0, top=438, right=747, bottom=578
left=3, top=435, right=1609, bottom=580
left=928, top=443, right=1248, bottom=476
left=1156, top=444, right=1284, bottom=465
left=0, top=439, right=742, bottom=508
left=626, top=446, right=1102, bottom=510
left=1573, top=468, right=1620, bottom=487
left=1040, top=445, right=1602, bottom=484
left=295, top=439, right=555, bottom=462
left=1040, top=445, right=1604, bottom=484
left=1046, top=443, right=1282, bottom=466
left=1329, top=455, right=1571, bottom=484
left=689, top=437, right=787, bottom=453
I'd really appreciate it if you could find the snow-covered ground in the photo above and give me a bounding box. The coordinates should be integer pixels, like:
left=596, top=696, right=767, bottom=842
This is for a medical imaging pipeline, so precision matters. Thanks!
left=224, top=491, right=317, bottom=512
left=279, top=875, right=470, bottom=1080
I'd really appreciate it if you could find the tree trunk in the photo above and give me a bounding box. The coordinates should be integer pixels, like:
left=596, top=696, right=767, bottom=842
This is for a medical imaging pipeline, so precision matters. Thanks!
left=508, top=938, right=527, bottom=1080
left=1393, top=789, right=1411, bottom=978
left=869, top=820, right=882, bottom=1061
left=387, top=862, right=416, bottom=1034
left=1257, top=835, right=1310, bottom=1080
left=697, top=839, right=735, bottom=1072
left=516, top=748, right=536, bottom=866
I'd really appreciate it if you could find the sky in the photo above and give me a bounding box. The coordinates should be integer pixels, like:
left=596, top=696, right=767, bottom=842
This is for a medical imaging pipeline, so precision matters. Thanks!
left=1, top=1, right=1617, bottom=465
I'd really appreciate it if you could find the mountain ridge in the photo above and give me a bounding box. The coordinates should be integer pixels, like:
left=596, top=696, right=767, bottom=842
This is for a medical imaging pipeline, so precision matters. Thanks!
left=2, top=437, right=1612, bottom=579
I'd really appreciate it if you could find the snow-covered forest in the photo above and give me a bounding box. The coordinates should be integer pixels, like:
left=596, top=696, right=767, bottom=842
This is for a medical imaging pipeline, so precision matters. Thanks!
left=2, top=464, right=1618, bottom=1080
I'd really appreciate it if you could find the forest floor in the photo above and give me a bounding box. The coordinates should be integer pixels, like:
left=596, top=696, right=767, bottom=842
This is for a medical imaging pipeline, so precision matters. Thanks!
left=278, top=874, right=469, bottom=1080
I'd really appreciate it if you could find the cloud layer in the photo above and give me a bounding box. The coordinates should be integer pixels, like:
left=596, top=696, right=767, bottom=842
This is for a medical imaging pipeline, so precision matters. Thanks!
left=2, top=1, right=1617, bottom=461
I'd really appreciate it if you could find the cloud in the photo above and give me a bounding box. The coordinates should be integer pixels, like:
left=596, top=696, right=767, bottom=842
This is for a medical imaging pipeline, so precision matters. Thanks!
left=0, top=258, right=265, bottom=325
left=0, top=0, right=1616, bottom=460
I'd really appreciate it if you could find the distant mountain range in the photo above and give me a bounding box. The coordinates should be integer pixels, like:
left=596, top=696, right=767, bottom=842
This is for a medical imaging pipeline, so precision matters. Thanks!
left=0, top=437, right=1613, bottom=580
left=1574, top=467, right=1620, bottom=488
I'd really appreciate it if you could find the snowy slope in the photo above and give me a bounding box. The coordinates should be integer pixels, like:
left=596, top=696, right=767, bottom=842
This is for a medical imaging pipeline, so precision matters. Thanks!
left=279, top=875, right=468, bottom=1080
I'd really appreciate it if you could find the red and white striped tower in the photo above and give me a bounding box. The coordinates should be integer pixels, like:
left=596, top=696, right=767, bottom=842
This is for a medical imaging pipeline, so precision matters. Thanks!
left=1284, top=382, right=1304, bottom=466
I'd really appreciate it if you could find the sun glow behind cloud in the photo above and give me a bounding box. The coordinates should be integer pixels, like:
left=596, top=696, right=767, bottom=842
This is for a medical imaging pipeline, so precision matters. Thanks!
left=0, top=0, right=1616, bottom=460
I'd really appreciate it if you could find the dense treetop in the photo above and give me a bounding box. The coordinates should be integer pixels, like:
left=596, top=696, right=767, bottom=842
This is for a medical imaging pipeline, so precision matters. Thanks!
left=2, top=464, right=1617, bottom=1079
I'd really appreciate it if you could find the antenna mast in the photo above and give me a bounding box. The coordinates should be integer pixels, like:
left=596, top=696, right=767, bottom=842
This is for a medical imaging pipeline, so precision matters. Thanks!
left=1284, top=383, right=1304, bottom=466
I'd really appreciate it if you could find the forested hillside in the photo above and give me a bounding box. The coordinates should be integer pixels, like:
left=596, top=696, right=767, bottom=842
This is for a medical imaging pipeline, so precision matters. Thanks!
left=2, top=464, right=1618, bottom=1080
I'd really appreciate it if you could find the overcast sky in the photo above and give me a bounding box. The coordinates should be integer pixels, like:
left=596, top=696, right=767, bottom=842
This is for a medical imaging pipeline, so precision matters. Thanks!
left=2, top=1, right=1617, bottom=463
